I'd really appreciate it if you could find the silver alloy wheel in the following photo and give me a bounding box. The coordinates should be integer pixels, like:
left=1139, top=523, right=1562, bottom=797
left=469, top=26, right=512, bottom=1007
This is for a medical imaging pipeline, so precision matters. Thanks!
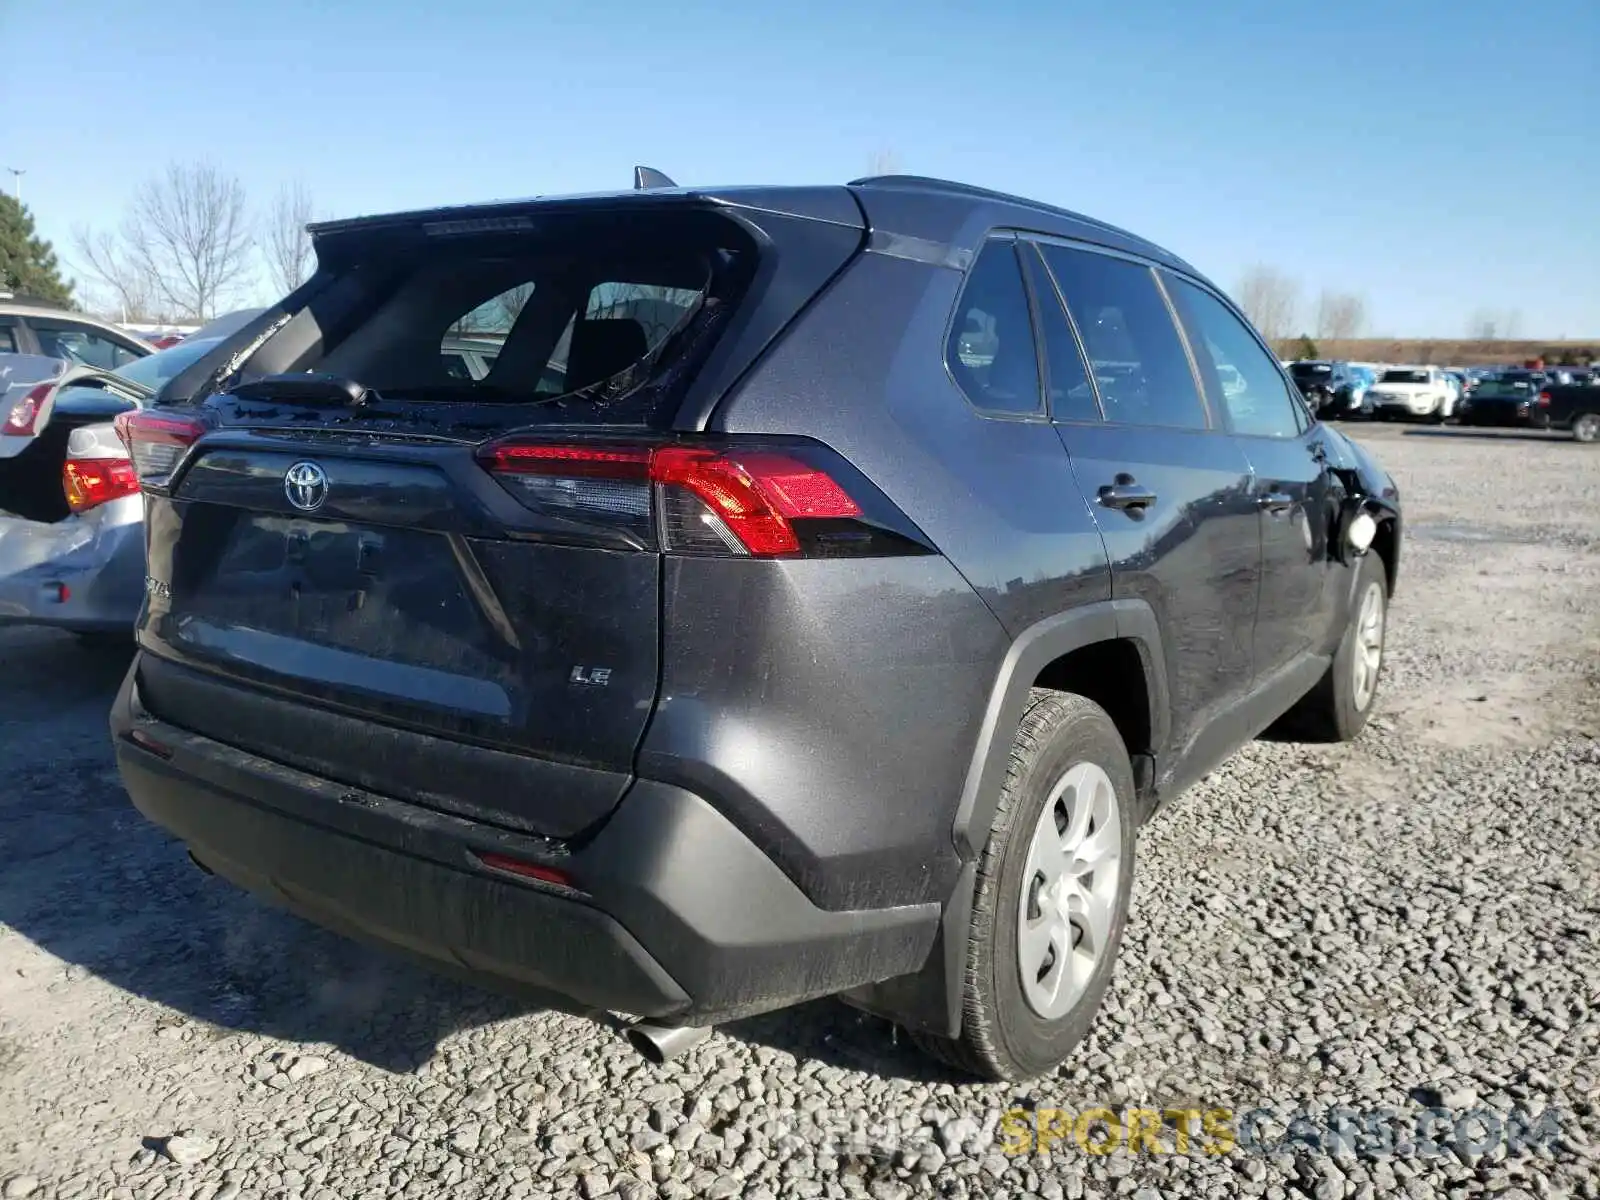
left=1351, top=579, right=1385, bottom=712
left=1016, top=762, right=1122, bottom=1020
left=1574, top=414, right=1600, bottom=444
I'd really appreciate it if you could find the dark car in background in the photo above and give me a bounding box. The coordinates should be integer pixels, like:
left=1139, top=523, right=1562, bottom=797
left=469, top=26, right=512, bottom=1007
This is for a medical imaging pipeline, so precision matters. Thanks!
left=1536, top=383, right=1600, bottom=442
left=110, top=174, right=1402, bottom=1081
left=1289, top=360, right=1372, bottom=418
left=1458, top=370, right=1546, bottom=427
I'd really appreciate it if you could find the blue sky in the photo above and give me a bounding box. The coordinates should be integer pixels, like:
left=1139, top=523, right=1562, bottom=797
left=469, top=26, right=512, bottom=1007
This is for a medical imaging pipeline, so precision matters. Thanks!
left=3, top=0, right=1596, bottom=336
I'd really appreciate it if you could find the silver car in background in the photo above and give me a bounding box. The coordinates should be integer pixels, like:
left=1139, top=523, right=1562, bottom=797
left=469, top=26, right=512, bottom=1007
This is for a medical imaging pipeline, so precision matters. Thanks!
left=0, top=337, right=223, bottom=638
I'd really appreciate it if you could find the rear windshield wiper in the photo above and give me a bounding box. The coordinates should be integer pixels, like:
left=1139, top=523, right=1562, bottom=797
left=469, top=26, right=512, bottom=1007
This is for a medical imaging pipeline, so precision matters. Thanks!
left=229, top=374, right=374, bottom=408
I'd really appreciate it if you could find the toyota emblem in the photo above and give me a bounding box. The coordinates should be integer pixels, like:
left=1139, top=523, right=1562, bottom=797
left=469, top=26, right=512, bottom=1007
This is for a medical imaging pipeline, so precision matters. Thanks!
left=284, top=461, right=330, bottom=512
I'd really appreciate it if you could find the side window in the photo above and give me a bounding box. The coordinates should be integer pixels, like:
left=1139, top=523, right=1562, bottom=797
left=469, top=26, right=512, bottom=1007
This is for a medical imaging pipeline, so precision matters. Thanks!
left=0, top=322, right=16, bottom=353
left=945, top=239, right=1042, bottom=416
left=31, top=321, right=143, bottom=370
left=1038, top=246, right=1208, bottom=430
left=1019, top=244, right=1102, bottom=423
left=1166, top=276, right=1306, bottom=438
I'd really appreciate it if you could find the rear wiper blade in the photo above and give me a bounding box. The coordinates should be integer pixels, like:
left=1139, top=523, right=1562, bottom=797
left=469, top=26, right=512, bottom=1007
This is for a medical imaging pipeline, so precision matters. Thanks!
left=229, top=373, right=374, bottom=408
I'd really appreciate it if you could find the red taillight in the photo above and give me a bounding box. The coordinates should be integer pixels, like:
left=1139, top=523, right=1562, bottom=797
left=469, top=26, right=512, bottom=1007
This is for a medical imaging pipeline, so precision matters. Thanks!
left=476, top=440, right=864, bottom=558
left=114, top=409, right=210, bottom=485
left=63, top=457, right=141, bottom=513
left=478, top=442, right=651, bottom=478
left=3, top=383, right=53, bottom=437
left=475, top=852, right=576, bottom=889
left=1537, top=390, right=1552, bottom=408
left=653, top=446, right=860, bottom=556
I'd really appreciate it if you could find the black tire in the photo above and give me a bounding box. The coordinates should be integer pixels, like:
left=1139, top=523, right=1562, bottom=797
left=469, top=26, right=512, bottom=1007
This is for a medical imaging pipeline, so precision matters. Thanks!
left=1572, top=413, right=1600, bottom=444
left=912, top=690, right=1137, bottom=1081
left=1281, top=550, right=1389, bottom=742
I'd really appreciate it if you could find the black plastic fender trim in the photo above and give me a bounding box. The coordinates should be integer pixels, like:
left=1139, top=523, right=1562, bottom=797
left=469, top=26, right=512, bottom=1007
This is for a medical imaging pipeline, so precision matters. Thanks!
left=848, top=598, right=1170, bottom=1038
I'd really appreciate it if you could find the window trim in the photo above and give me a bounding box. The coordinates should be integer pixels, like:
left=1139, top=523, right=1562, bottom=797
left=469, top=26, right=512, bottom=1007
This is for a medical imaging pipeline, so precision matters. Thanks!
left=1017, top=241, right=1105, bottom=424
left=940, top=232, right=1049, bottom=422
left=1025, top=234, right=1217, bottom=433
left=1159, top=269, right=1315, bottom=439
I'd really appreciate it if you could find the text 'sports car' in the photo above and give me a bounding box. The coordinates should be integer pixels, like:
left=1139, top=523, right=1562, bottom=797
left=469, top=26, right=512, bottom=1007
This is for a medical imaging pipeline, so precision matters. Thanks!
left=112, top=174, right=1403, bottom=1080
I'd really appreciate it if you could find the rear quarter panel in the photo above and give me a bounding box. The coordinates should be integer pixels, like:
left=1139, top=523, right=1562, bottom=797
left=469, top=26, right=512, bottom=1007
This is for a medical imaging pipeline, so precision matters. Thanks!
left=672, top=248, right=1112, bottom=910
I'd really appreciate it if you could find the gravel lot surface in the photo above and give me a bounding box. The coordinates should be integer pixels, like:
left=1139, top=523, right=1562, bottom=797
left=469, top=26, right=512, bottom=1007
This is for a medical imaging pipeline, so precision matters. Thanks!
left=1, top=424, right=1597, bottom=1200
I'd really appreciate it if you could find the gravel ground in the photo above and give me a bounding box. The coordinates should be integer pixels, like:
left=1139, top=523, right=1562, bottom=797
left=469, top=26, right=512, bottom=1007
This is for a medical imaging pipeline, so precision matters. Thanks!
left=1, top=424, right=1597, bottom=1200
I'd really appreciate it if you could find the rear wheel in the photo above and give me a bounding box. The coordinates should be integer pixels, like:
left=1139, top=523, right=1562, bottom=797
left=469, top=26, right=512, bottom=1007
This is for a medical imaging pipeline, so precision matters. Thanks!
left=912, top=690, right=1136, bottom=1080
left=1573, top=413, right=1600, bottom=444
left=1282, top=550, right=1388, bottom=742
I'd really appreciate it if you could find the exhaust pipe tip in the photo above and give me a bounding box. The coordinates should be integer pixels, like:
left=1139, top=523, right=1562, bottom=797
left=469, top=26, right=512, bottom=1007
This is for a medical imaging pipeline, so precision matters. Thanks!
left=626, top=1021, right=712, bottom=1064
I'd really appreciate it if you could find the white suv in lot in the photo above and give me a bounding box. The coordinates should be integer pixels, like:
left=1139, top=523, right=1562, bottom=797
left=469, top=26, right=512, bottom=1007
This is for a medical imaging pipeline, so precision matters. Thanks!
left=1368, top=366, right=1456, bottom=422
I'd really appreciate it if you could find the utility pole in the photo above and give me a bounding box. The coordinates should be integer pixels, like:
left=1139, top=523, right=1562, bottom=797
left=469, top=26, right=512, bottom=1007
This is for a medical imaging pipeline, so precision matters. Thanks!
left=4, top=168, right=22, bottom=202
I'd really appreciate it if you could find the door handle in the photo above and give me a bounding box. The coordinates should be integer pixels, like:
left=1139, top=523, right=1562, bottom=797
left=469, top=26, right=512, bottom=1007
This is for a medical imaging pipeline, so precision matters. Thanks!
left=1259, top=491, right=1295, bottom=513
left=1097, top=477, right=1158, bottom=512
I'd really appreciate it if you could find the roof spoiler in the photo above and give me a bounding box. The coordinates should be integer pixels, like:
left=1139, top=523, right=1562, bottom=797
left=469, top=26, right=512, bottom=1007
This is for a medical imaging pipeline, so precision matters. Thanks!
left=633, top=166, right=677, bottom=190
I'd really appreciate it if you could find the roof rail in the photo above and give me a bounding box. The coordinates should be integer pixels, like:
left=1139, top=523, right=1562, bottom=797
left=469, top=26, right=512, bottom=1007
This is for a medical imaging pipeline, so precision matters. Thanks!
left=848, top=174, right=1020, bottom=202
left=847, top=175, right=1165, bottom=258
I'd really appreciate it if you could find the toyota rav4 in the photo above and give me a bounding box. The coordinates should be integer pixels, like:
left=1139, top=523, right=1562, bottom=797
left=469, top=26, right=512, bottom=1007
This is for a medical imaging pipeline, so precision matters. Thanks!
left=111, top=174, right=1402, bottom=1080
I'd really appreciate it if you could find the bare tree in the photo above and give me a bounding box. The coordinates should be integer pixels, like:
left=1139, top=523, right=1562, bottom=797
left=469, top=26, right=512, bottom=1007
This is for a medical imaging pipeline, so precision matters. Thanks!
left=1314, top=289, right=1366, bottom=341
left=1466, top=307, right=1523, bottom=342
left=72, top=225, right=160, bottom=322
left=119, top=162, right=254, bottom=320
left=1233, top=266, right=1300, bottom=343
left=1466, top=308, right=1500, bottom=340
left=264, top=182, right=316, bottom=297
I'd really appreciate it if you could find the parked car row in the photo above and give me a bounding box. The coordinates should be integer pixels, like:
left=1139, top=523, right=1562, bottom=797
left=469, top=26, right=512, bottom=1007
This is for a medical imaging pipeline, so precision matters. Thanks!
left=1287, top=357, right=1596, bottom=426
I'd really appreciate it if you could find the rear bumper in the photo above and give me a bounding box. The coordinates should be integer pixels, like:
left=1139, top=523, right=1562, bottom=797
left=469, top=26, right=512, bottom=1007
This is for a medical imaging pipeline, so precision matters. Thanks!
left=0, top=501, right=143, bottom=631
left=111, top=660, right=940, bottom=1024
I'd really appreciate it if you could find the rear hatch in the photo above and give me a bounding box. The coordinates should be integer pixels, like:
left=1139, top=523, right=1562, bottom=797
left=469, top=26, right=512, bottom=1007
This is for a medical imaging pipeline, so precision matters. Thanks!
left=126, top=190, right=867, bottom=839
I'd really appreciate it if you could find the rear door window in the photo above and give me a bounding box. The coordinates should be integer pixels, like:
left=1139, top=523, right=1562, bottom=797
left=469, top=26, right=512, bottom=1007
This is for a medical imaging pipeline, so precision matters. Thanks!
left=1166, top=276, right=1308, bottom=438
left=29, top=321, right=145, bottom=370
left=0, top=321, right=16, bottom=353
left=1038, top=245, right=1209, bottom=430
left=945, top=239, right=1043, bottom=416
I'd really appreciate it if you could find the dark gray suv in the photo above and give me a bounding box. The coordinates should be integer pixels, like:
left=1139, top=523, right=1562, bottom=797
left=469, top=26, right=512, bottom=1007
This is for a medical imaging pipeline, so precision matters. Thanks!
left=111, top=175, right=1402, bottom=1080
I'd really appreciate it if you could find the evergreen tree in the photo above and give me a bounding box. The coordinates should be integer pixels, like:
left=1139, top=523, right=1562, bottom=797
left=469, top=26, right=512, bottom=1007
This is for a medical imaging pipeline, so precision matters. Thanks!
left=0, top=195, right=74, bottom=306
left=1296, top=333, right=1319, bottom=360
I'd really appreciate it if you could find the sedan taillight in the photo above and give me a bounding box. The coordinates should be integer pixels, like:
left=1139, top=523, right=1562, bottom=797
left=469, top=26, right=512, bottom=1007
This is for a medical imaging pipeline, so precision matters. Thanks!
left=3, top=383, right=54, bottom=437
left=62, top=423, right=141, bottom=513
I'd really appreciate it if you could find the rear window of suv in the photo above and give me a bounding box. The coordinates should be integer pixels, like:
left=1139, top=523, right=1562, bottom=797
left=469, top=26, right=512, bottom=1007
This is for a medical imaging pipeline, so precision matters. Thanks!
left=227, top=206, right=756, bottom=425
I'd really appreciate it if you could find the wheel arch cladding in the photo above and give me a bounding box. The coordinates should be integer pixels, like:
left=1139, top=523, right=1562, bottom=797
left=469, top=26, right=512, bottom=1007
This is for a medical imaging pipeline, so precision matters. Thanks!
left=841, top=598, right=1168, bottom=1038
